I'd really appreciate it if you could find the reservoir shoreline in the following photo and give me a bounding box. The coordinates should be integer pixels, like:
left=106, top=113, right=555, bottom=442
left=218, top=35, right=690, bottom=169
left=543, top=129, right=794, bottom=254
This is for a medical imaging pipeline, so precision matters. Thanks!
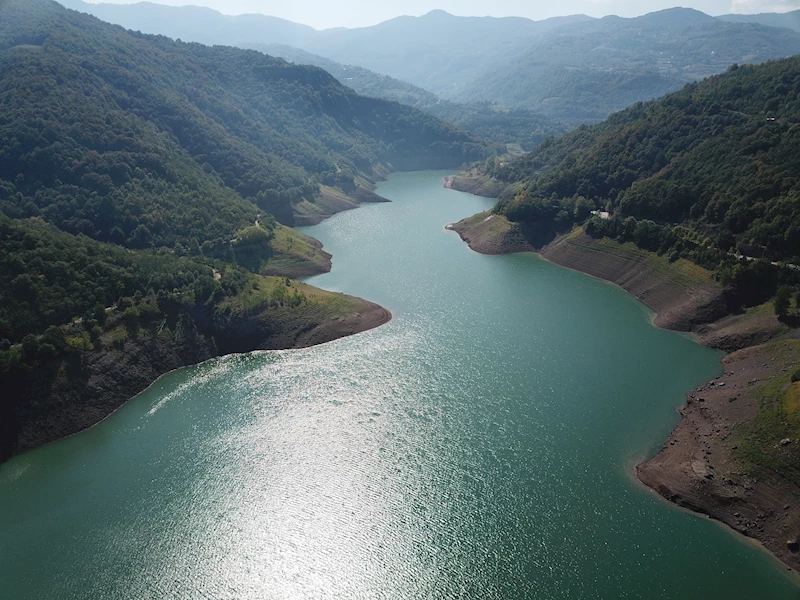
left=3, top=170, right=797, bottom=598
left=446, top=177, right=800, bottom=573
left=3, top=292, right=391, bottom=461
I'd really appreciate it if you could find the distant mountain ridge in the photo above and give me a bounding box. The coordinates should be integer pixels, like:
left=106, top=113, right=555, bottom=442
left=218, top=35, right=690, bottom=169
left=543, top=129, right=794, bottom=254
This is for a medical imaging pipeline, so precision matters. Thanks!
left=56, top=0, right=318, bottom=46
left=458, top=7, right=800, bottom=120
left=718, top=9, right=800, bottom=33
left=55, top=1, right=800, bottom=124
left=242, top=43, right=567, bottom=150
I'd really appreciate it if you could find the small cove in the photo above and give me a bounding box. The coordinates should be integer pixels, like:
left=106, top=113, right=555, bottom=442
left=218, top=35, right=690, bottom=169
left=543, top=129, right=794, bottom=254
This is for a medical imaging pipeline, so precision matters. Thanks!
left=1, top=170, right=798, bottom=599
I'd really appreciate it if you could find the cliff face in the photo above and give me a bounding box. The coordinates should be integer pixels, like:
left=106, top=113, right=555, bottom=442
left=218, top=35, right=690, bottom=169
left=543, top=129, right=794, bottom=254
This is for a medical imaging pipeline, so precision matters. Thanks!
left=7, top=330, right=217, bottom=457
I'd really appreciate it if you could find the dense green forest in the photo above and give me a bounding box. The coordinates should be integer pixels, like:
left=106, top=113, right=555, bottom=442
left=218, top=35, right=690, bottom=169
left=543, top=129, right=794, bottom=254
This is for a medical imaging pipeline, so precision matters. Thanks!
left=477, top=57, right=800, bottom=306
left=0, top=0, right=493, bottom=344
left=0, top=214, right=282, bottom=345
left=0, top=0, right=491, bottom=245
left=243, top=44, right=567, bottom=150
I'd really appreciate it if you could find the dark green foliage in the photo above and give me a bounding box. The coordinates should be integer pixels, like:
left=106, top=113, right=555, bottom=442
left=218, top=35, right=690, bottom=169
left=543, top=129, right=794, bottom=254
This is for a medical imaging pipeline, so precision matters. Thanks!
left=489, top=57, right=800, bottom=270
left=775, top=286, right=793, bottom=317
left=232, top=225, right=274, bottom=272
left=0, top=0, right=491, bottom=246
left=0, top=0, right=497, bottom=348
left=0, top=214, right=231, bottom=344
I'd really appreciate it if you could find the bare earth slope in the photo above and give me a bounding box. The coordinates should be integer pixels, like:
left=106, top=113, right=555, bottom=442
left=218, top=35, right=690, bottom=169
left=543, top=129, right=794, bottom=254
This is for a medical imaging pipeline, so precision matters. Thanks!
left=450, top=218, right=728, bottom=332
left=448, top=212, right=533, bottom=255
left=539, top=230, right=727, bottom=331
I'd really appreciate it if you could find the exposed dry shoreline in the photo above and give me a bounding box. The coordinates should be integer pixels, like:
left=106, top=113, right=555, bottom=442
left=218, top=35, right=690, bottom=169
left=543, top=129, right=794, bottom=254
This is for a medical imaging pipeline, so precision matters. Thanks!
left=292, top=184, right=391, bottom=227
left=637, top=340, right=800, bottom=571
left=446, top=192, right=799, bottom=572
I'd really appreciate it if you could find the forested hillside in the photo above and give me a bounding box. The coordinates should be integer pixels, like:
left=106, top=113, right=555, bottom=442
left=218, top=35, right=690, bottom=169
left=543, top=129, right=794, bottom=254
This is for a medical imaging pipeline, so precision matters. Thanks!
left=244, top=43, right=567, bottom=150
left=2, top=0, right=469, bottom=457
left=1, top=0, right=490, bottom=243
left=474, top=57, right=800, bottom=305
left=0, top=0, right=486, bottom=340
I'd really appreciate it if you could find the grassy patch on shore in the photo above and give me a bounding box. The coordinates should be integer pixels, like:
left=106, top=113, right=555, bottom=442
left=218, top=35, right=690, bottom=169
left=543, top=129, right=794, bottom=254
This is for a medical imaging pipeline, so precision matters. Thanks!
left=293, top=186, right=359, bottom=224
left=263, top=225, right=331, bottom=278
left=733, top=340, right=800, bottom=485
left=448, top=173, right=508, bottom=198
left=218, top=274, right=365, bottom=321
left=459, top=211, right=516, bottom=241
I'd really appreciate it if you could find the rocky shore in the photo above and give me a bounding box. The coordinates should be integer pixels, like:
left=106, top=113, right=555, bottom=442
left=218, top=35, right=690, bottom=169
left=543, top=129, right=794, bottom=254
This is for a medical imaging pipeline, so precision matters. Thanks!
left=637, top=340, right=800, bottom=571
left=447, top=195, right=799, bottom=572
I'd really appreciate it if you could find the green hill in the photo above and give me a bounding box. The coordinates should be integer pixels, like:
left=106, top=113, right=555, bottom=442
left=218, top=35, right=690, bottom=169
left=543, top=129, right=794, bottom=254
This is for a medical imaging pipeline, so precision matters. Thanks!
left=1, top=0, right=491, bottom=244
left=471, top=56, right=800, bottom=306
left=0, top=0, right=494, bottom=456
left=0, top=0, right=489, bottom=342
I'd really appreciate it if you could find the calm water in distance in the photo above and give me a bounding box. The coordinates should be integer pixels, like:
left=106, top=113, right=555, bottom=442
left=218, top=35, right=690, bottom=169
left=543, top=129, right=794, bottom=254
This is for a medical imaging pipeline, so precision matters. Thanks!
left=1, top=171, right=798, bottom=599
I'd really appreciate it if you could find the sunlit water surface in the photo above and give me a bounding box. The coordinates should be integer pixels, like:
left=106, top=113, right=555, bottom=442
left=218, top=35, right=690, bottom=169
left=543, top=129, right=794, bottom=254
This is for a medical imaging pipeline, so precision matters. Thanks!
left=2, top=171, right=798, bottom=599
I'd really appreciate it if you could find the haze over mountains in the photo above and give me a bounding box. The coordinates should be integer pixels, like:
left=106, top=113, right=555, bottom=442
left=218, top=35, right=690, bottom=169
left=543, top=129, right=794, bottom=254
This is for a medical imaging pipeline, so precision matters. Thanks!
left=240, top=43, right=567, bottom=150
left=58, top=0, right=800, bottom=123
left=718, top=9, right=800, bottom=32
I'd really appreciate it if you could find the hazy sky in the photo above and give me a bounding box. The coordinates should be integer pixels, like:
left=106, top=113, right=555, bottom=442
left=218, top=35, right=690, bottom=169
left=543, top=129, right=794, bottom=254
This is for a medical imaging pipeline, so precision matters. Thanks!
left=84, top=0, right=800, bottom=28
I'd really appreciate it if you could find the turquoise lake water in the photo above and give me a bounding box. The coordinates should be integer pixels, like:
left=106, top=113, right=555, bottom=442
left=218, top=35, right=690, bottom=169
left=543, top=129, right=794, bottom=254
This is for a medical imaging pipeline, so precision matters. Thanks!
left=1, top=171, right=798, bottom=599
